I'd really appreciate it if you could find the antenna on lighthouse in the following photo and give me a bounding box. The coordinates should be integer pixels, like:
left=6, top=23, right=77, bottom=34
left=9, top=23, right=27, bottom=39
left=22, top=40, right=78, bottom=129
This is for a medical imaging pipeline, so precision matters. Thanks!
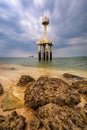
left=42, top=10, right=43, bottom=17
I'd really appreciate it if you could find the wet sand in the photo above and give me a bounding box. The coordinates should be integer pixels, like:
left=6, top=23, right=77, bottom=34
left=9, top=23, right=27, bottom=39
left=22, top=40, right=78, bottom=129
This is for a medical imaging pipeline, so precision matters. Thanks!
left=0, top=64, right=87, bottom=130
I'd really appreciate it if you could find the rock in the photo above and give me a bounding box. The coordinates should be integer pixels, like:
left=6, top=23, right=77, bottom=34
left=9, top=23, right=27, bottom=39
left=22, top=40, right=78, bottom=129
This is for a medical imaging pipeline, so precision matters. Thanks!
left=24, top=77, right=80, bottom=109
left=30, top=103, right=87, bottom=130
left=30, top=116, right=42, bottom=130
left=30, top=116, right=46, bottom=130
left=84, top=104, right=87, bottom=114
left=17, top=75, right=35, bottom=86
left=71, top=81, right=87, bottom=94
left=0, top=83, right=4, bottom=95
left=0, top=111, right=26, bottom=130
left=63, top=73, right=84, bottom=80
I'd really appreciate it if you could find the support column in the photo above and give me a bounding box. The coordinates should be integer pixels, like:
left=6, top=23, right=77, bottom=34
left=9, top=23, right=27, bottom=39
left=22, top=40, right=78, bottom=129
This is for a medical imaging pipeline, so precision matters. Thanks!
left=38, top=45, right=41, bottom=61
left=44, top=25, right=47, bottom=40
left=46, top=44, right=48, bottom=61
left=43, top=45, right=45, bottom=60
left=50, top=45, right=52, bottom=61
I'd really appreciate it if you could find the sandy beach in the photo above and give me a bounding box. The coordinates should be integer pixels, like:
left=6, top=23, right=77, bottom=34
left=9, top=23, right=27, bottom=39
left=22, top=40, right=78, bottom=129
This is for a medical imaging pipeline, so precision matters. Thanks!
left=0, top=64, right=87, bottom=130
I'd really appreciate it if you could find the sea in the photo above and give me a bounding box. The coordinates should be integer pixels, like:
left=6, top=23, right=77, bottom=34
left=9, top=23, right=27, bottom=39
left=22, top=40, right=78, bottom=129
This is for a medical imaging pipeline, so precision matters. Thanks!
left=0, top=57, right=87, bottom=72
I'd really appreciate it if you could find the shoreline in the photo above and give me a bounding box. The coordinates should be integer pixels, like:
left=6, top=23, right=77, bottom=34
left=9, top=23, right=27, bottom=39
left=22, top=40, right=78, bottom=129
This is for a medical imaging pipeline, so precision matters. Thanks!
left=0, top=64, right=87, bottom=130
left=0, top=63, right=87, bottom=78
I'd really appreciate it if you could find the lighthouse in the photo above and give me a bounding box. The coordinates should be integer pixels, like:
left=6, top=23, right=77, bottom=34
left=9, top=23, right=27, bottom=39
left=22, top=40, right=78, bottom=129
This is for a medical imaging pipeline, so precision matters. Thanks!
left=37, top=16, right=53, bottom=61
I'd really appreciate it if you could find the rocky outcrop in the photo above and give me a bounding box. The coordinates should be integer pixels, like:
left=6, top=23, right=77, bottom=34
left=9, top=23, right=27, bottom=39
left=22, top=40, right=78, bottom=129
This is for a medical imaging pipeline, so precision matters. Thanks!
left=0, top=111, right=26, bottom=130
left=30, top=103, right=87, bottom=130
left=71, top=81, right=87, bottom=94
left=63, top=73, right=84, bottom=80
left=84, top=104, right=87, bottom=113
left=17, top=75, right=35, bottom=86
left=0, top=83, right=4, bottom=95
left=24, top=77, right=80, bottom=109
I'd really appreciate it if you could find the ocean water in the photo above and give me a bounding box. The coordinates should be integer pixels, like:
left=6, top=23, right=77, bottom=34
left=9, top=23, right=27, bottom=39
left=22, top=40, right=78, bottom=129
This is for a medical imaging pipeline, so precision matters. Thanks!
left=0, top=57, right=87, bottom=72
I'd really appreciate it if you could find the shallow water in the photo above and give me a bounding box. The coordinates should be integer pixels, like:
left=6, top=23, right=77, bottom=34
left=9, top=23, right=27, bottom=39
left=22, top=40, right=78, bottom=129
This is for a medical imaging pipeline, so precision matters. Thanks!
left=0, top=57, right=87, bottom=71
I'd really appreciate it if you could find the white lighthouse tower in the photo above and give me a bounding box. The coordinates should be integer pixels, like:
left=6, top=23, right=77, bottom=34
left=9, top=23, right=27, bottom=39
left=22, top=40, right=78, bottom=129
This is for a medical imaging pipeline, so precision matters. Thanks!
left=37, top=16, right=53, bottom=61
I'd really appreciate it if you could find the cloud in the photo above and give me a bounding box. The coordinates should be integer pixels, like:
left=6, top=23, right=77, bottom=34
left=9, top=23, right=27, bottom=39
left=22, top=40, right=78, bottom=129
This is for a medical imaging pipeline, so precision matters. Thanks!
left=8, top=48, right=33, bottom=57
left=0, top=0, right=87, bottom=57
left=33, top=0, right=46, bottom=8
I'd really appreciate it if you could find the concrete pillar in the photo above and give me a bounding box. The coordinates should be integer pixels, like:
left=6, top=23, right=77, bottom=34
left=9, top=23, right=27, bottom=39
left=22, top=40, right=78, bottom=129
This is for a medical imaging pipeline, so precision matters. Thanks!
left=38, top=45, right=41, bottom=61
left=50, top=45, right=52, bottom=61
left=43, top=45, right=45, bottom=60
left=46, top=44, right=48, bottom=61
left=44, top=25, right=47, bottom=40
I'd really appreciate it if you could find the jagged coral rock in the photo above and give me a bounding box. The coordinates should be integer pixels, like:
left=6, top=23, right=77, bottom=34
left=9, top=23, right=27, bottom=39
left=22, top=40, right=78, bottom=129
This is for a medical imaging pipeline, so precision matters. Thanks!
left=17, top=75, right=35, bottom=86
left=71, top=80, right=87, bottom=94
left=30, top=103, right=87, bottom=130
left=0, top=111, right=26, bottom=130
left=24, top=77, right=80, bottom=109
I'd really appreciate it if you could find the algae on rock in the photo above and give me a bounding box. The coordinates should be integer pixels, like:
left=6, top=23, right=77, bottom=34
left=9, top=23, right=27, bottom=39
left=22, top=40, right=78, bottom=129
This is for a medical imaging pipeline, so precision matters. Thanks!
left=2, top=86, right=24, bottom=111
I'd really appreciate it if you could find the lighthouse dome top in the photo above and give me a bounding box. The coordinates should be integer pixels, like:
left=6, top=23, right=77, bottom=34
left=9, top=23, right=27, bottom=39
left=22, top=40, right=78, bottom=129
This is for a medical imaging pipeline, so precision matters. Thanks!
left=42, top=16, right=49, bottom=25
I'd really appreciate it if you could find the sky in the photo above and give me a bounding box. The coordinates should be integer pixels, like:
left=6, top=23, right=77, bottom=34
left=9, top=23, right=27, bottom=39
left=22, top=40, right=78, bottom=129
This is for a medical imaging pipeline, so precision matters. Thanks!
left=0, top=0, right=87, bottom=57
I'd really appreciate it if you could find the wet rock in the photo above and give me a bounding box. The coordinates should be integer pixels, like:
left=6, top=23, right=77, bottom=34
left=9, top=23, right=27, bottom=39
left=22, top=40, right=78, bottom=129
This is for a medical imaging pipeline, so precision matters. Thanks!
left=24, top=77, right=80, bottom=109
left=83, top=104, right=87, bottom=114
left=0, top=83, right=4, bottom=95
left=17, top=75, right=35, bottom=86
left=63, top=73, right=84, bottom=80
left=30, top=103, right=87, bottom=130
left=30, top=117, right=46, bottom=130
left=0, top=111, right=26, bottom=130
left=71, top=81, right=87, bottom=94
left=30, top=116, right=42, bottom=130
